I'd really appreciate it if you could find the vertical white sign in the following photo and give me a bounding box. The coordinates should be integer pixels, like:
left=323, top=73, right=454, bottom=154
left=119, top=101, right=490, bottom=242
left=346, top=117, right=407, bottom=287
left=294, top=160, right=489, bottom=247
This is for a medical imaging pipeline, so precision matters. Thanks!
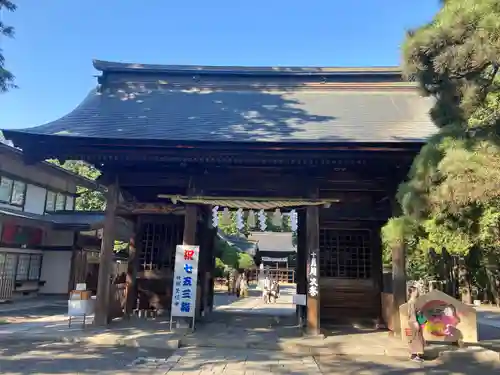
left=170, top=245, right=200, bottom=318
left=308, top=252, right=319, bottom=297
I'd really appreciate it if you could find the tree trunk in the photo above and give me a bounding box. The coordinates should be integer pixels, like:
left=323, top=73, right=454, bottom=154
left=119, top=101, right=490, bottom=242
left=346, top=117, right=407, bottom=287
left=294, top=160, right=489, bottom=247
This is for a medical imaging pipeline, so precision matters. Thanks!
left=458, top=257, right=472, bottom=304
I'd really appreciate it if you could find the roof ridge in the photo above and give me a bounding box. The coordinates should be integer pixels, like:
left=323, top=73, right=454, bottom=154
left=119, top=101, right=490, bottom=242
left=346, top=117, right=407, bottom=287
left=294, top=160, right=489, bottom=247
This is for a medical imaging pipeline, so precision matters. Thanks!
left=94, top=59, right=402, bottom=76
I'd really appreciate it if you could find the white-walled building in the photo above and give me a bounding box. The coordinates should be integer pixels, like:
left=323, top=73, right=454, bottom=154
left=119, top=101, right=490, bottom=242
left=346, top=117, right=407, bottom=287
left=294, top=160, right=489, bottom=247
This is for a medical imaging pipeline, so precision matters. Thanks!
left=0, top=144, right=131, bottom=302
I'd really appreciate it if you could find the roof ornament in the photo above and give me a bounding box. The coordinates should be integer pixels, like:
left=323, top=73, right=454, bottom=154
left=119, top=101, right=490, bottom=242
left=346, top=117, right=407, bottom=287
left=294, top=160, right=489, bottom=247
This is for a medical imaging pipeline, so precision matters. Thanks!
left=290, top=209, right=298, bottom=232
left=235, top=208, right=244, bottom=231
left=211, top=205, right=219, bottom=228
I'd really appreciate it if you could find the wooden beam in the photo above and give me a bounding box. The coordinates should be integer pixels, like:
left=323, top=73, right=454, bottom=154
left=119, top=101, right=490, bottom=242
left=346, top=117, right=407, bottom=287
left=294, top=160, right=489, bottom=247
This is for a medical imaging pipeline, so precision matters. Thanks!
left=114, top=169, right=388, bottom=190
left=306, top=203, right=321, bottom=335
left=94, top=181, right=119, bottom=326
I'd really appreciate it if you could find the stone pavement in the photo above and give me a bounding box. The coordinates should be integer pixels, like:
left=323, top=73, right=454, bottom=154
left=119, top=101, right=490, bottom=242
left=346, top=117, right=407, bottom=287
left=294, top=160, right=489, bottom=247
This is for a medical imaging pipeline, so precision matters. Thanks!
left=315, top=350, right=500, bottom=374
left=0, top=340, right=174, bottom=375
left=158, top=347, right=322, bottom=374
left=1, top=289, right=500, bottom=371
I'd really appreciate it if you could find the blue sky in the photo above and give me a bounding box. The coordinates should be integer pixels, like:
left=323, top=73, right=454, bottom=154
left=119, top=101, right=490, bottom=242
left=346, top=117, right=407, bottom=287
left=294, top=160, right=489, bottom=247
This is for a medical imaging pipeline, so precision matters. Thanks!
left=1, top=0, right=440, bottom=130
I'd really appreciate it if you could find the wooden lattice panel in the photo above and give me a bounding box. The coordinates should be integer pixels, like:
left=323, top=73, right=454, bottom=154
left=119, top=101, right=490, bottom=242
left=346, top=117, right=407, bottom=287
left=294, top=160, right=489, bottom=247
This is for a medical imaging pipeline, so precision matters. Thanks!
left=139, top=219, right=183, bottom=271
left=319, top=229, right=372, bottom=279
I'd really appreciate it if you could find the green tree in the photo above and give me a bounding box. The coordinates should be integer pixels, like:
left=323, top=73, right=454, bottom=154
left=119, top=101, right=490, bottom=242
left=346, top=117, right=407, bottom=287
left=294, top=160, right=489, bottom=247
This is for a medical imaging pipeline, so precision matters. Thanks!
left=382, top=0, right=500, bottom=302
left=48, top=160, right=106, bottom=211
left=237, top=252, right=255, bottom=270
left=0, top=0, right=16, bottom=92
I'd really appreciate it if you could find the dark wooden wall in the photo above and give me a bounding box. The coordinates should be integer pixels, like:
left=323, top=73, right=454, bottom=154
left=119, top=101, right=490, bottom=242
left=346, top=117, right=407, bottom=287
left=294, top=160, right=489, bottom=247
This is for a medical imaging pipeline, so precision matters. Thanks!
left=317, top=198, right=386, bottom=324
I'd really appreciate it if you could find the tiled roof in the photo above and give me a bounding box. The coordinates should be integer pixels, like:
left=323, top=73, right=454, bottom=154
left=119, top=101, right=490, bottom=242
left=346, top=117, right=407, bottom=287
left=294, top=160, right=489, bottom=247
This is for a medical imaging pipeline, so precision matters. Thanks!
left=248, top=232, right=296, bottom=253
left=3, top=61, right=438, bottom=144
left=217, top=231, right=258, bottom=255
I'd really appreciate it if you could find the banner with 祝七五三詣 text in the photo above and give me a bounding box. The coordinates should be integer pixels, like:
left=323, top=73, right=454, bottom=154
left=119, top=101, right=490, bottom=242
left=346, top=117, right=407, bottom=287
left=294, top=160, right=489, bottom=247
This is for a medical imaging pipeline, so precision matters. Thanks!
left=170, top=245, right=200, bottom=318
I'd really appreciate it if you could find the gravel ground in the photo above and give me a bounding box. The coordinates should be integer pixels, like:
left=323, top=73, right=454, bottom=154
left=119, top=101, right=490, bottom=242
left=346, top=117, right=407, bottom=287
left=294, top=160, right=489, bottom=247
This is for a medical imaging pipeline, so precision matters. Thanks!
left=0, top=341, right=174, bottom=375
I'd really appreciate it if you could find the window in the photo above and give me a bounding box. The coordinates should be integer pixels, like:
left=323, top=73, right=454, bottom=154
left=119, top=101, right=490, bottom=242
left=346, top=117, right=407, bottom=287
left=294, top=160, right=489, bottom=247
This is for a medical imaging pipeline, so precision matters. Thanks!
left=45, top=191, right=56, bottom=212
left=55, top=193, right=66, bottom=211
left=16, top=254, right=31, bottom=280
left=65, top=196, right=75, bottom=211
left=28, top=255, right=42, bottom=280
left=0, top=177, right=26, bottom=206
left=11, top=181, right=26, bottom=206
left=0, top=177, right=13, bottom=202
left=15, top=253, right=42, bottom=281
left=319, top=229, right=372, bottom=279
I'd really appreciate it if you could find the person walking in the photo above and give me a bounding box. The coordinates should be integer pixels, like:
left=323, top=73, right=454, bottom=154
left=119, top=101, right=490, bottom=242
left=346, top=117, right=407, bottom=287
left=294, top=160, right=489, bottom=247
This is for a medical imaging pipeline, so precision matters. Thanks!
left=407, top=286, right=425, bottom=362
left=262, top=275, right=271, bottom=303
left=239, top=274, right=249, bottom=298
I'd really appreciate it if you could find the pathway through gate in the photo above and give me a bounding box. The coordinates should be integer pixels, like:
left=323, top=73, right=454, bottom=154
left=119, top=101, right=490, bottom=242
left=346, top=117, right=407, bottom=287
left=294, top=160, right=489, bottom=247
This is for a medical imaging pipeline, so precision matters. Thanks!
left=184, top=282, right=300, bottom=349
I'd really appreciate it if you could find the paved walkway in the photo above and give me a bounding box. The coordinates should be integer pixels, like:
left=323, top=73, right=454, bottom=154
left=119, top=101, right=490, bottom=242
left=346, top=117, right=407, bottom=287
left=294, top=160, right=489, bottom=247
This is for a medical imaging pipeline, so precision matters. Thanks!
left=0, top=340, right=174, bottom=375
left=157, top=347, right=322, bottom=374
left=1, top=290, right=500, bottom=373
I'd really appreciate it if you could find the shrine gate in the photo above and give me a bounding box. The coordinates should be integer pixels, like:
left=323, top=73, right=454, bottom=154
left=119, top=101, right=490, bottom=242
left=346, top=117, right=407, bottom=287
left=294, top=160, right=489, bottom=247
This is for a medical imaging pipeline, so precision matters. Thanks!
left=3, top=60, right=437, bottom=334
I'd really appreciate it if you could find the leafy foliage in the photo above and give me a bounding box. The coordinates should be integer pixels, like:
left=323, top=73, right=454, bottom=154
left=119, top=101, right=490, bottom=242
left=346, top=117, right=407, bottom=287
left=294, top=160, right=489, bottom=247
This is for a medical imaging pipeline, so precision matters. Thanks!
left=214, top=257, right=226, bottom=278
left=382, top=0, right=500, bottom=299
left=47, top=159, right=106, bottom=211
left=216, top=210, right=293, bottom=272
left=0, top=0, right=16, bottom=92
left=237, top=252, right=255, bottom=270
left=214, top=236, right=255, bottom=271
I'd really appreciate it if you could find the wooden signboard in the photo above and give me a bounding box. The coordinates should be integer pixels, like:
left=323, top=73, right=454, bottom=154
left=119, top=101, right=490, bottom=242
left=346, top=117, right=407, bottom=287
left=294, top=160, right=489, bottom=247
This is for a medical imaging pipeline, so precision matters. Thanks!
left=399, top=290, right=478, bottom=344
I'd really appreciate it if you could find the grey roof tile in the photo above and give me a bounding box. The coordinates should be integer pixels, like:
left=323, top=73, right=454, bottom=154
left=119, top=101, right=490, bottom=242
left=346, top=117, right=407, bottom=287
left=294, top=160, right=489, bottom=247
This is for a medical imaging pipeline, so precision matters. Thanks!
left=4, top=61, right=438, bottom=143
left=248, top=232, right=296, bottom=253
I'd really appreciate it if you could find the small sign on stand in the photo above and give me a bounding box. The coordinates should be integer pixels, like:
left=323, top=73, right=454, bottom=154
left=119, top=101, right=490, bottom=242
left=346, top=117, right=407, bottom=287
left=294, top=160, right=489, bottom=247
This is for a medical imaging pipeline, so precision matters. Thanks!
left=169, top=245, right=200, bottom=332
left=68, top=283, right=94, bottom=328
left=293, top=294, right=307, bottom=327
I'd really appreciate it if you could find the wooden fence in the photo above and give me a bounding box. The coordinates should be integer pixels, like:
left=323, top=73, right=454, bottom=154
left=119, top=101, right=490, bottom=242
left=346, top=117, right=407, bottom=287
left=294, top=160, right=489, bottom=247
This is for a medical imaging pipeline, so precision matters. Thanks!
left=248, top=268, right=295, bottom=284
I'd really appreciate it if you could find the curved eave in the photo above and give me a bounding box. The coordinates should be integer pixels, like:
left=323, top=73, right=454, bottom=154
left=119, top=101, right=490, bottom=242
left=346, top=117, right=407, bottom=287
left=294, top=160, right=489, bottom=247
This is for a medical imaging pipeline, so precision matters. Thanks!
left=93, top=59, right=403, bottom=78
left=2, top=130, right=427, bottom=152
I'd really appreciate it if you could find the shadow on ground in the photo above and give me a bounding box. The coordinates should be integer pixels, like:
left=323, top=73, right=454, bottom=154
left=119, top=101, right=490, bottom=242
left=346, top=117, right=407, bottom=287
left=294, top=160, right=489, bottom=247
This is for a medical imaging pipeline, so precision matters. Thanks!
left=0, top=340, right=173, bottom=374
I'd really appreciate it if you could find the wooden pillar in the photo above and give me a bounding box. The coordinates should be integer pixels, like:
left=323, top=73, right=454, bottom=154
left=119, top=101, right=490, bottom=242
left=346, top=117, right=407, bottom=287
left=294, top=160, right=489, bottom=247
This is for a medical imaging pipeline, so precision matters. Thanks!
left=296, top=210, right=307, bottom=324
left=183, top=203, right=198, bottom=325
left=392, top=240, right=406, bottom=336
left=371, top=223, right=383, bottom=325
left=206, top=227, right=216, bottom=312
left=306, top=205, right=320, bottom=335
left=200, top=207, right=215, bottom=317
left=94, top=182, right=119, bottom=326
left=125, top=218, right=141, bottom=317
left=183, top=204, right=197, bottom=245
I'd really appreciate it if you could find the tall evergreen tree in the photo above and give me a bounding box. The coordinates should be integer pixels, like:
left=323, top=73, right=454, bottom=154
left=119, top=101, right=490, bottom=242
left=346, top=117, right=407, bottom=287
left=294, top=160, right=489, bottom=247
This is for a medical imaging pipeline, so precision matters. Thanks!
left=383, top=0, right=500, bottom=301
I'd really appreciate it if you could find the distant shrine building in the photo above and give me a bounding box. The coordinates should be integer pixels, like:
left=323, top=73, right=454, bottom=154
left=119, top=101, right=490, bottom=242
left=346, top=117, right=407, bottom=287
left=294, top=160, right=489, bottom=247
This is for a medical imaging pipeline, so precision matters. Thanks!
left=3, top=61, right=437, bottom=331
